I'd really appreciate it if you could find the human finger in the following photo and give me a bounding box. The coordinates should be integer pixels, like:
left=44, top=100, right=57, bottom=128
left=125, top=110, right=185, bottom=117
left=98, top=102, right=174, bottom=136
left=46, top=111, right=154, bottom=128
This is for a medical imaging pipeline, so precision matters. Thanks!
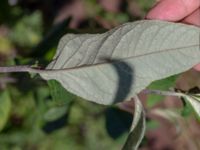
left=182, top=8, right=200, bottom=26
left=146, top=0, right=200, bottom=21
left=193, top=63, right=200, bottom=71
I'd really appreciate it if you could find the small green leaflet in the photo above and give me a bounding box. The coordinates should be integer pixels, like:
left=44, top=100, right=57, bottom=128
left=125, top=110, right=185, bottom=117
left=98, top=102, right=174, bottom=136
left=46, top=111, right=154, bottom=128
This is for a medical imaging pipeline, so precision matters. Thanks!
left=44, top=106, right=67, bottom=122
left=47, top=80, right=75, bottom=105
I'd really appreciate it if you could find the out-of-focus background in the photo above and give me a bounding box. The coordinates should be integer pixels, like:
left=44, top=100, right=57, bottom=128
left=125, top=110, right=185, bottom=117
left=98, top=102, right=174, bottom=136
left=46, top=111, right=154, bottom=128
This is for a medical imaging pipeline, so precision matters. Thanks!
left=1, top=0, right=200, bottom=150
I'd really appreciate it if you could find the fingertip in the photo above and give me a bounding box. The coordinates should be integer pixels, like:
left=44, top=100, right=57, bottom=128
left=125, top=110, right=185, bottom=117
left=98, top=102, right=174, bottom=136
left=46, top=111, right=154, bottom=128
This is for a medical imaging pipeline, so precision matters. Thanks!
left=146, top=0, right=181, bottom=21
left=193, top=64, right=200, bottom=72
left=182, top=9, right=200, bottom=27
left=146, top=0, right=200, bottom=21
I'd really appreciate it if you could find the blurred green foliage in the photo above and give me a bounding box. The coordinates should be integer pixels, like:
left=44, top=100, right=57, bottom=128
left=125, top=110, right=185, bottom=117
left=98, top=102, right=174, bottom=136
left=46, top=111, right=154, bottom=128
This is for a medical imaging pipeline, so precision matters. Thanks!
left=136, top=0, right=155, bottom=13
left=0, top=90, right=11, bottom=132
left=0, top=36, right=13, bottom=55
left=9, top=11, right=43, bottom=49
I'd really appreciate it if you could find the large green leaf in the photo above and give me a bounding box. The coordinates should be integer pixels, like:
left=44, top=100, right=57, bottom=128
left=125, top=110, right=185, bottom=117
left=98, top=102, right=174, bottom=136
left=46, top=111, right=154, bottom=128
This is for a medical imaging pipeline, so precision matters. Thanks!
left=40, top=20, right=200, bottom=105
left=0, top=90, right=11, bottom=131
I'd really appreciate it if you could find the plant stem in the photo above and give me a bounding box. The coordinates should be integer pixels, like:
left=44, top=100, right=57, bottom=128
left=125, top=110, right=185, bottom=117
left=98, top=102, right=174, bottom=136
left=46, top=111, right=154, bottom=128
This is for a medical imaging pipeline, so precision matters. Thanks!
left=0, top=65, right=39, bottom=73
left=142, top=89, right=185, bottom=97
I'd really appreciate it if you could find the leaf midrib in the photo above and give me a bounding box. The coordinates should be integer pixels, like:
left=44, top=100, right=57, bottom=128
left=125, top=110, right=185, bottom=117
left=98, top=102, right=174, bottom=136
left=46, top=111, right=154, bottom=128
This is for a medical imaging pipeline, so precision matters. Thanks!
left=42, top=44, right=199, bottom=73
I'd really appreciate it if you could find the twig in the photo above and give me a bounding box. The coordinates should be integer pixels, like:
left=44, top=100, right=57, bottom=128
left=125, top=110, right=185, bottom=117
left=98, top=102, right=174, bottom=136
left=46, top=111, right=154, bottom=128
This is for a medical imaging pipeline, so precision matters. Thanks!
left=142, top=89, right=185, bottom=97
left=0, top=65, right=75, bottom=74
left=0, top=65, right=41, bottom=73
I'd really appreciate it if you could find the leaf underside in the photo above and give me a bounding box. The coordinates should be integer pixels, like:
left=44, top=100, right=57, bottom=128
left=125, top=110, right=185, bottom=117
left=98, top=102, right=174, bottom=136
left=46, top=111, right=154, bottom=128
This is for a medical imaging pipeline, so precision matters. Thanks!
left=40, top=20, right=200, bottom=105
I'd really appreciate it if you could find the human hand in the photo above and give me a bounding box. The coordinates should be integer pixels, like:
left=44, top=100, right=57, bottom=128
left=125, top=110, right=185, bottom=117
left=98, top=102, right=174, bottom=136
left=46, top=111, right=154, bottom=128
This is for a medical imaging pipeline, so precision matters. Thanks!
left=146, top=0, right=200, bottom=70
